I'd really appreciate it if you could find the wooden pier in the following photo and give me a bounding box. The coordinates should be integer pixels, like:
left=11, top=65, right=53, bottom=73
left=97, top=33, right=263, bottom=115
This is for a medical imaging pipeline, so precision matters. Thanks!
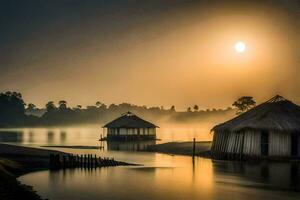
left=49, top=153, right=131, bottom=170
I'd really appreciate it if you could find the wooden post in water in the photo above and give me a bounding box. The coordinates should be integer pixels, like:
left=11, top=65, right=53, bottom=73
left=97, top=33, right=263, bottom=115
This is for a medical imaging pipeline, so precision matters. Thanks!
left=90, top=154, right=93, bottom=167
left=49, top=154, right=54, bottom=169
left=99, top=157, right=102, bottom=166
left=94, top=155, right=98, bottom=167
left=93, top=154, right=95, bottom=168
left=73, top=154, right=75, bottom=167
left=76, top=155, right=79, bottom=167
left=70, top=154, right=73, bottom=167
left=104, top=157, right=107, bottom=166
left=71, top=154, right=74, bottom=167
left=79, top=155, right=81, bottom=167
left=56, top=154, right=61, bottom=169
left=192, top=138, right=196, bottom=159
left=89, top=154, right=91, bottom=167
left=71, top=155, right=74, bottom=167
left=67, top=154, right=71, bottom=167
left=87, top=154, right=89, bottom=167
left=62, top=155, right=66, bottom=168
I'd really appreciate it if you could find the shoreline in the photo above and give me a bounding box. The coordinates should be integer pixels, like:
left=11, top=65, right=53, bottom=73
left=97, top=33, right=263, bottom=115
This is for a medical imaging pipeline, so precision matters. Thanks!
left=145, top=142, right=300, bottom=162
left=0, top=143, right=66, bottom=200
left=146, top=141, right=212, bottom=158
left=0, top=143, right=139, bottom=200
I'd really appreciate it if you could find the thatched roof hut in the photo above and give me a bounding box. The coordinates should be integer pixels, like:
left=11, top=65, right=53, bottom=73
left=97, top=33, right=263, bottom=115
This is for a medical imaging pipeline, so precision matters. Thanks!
left=103, top=112, right=158, bottom=141
left=104, top=112, right=158, bottom=129
left=211, top=95, right=300, bottom=159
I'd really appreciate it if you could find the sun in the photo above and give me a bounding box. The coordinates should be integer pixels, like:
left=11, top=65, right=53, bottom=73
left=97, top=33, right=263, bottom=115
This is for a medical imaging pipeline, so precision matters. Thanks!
left=234, top=41, right=246, bottom=53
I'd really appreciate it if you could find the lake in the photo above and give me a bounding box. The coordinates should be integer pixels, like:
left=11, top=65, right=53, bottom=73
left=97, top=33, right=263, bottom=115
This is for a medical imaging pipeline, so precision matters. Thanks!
left=0, top=125, right=299, bottom=200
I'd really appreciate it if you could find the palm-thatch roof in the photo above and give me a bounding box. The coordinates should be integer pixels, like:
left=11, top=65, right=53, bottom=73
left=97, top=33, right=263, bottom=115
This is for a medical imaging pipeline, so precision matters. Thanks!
left=103, top=112, right=158, bottom=128
left=212, top=95, right=300, bottom=133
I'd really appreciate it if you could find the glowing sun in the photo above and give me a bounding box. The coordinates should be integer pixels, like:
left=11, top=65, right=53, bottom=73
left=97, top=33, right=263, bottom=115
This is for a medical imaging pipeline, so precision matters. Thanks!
left=234, top=41, right=246, bottom=53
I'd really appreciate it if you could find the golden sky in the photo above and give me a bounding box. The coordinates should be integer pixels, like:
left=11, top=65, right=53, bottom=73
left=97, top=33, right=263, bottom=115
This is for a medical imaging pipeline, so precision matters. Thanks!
left=0, top=0, right=298, bottom=109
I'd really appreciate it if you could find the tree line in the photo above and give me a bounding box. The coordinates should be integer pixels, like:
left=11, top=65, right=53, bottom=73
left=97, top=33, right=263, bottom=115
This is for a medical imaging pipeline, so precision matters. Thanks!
left=0, top=91, right=256, bottom=127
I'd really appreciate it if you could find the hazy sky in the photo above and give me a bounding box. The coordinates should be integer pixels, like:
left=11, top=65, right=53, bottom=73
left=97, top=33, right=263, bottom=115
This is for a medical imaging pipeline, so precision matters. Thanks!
left=0, top=0, right=299, bottom=110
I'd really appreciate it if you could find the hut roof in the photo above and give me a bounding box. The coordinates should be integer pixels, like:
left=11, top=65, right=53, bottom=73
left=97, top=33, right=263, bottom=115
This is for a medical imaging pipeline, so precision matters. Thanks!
left=212, top=95, right=300, bottom=133
left=103, top=112, right=158, bottom=128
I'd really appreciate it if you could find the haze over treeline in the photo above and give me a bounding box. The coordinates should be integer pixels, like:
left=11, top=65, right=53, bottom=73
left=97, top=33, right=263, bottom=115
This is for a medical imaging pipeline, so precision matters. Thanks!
left=0, top=91, right=235, bottom=127
left=0, top=0, right=298, bottom=109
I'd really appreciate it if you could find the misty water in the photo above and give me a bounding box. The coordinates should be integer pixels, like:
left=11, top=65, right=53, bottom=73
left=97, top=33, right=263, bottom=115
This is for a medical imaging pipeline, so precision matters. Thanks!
left=0, top=125, right=299, bottom=200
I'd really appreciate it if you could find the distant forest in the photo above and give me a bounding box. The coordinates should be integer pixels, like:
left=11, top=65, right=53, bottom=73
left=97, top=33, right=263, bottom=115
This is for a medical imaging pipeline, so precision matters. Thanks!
left=0, top=91, right=236, bottom=127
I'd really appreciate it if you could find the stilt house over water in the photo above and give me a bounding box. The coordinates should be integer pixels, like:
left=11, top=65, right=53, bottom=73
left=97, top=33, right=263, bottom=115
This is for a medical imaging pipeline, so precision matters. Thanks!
left=103, top=112, right=158, bottom=141
left=211, top=95, right=300, bottom=159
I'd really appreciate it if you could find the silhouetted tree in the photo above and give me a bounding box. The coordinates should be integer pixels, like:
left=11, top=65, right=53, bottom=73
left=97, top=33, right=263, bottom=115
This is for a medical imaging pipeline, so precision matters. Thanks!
left=193, top=105, right=199, bottom=112
left=95, top=101, right=102, bottom=108
left=108, top=104, right=118, bottom=111
left=27, top=103, right=36, bottom=111
left=0, top=91, right=26, bottom=125
left=118, top=103, right=132, bottom=111
left=25, top=103, right=45, bottom=117
left=232, top=96, right=256, bottom=115
left=170, top=105, right=175, bottom=112
left=226, top=106, right=232, bottom=111
left=58, top=100, right=67, bottom=110
left=99, top=103, right=107, bottom=110
left=46, top=101, right=56, bottom=113
left=73, top=105, right=82, bottom=112
left=87, top=105, right=97, bottom=110
left=187, top=107, right=192, bottom=112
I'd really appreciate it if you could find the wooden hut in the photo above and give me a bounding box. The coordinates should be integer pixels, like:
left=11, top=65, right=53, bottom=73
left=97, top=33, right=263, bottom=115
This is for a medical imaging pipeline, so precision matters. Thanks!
left=211, top=95, right=300, bottom=159
left=103, top=112, right=158, bottom=141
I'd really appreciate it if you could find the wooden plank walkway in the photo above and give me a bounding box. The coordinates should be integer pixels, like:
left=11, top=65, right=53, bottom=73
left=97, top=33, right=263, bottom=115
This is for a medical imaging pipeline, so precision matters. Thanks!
left=49, top=153, right=131, bottom=169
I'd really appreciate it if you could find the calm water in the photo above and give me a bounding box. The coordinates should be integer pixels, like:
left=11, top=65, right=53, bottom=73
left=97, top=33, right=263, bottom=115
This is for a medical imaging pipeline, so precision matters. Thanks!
left=0, top=125, right=299, bottom=200
left=0, top=124, right=212, bottom=146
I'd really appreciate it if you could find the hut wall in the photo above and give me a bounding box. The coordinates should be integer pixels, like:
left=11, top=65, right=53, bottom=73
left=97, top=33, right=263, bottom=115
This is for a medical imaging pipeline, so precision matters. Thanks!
left=225, top=132, right=236, bottom=153
left=212, top=130, right=297, bottom=158
left=120, top=128, right=127, bottom=135
left=235, top=132, right=244, bottom=155
left=210, top=133, right=216, bottom=152
left=139, top=128, right=144, bottom=135
left=298, top=135, right=300, bottom=155
left=108, top=128, right=122, bottom=135
left=212, top=131, right=230, bottom=156
left=127, top=128, right=133, bottom=135
left=108, top=128, right=114, bottom=135
left=149, top=128, right=155, bottom=135
left=210, top=132, right=219, bottom=154
left=269, top=131, right=291, bottom=156
left=214, top=132, right=220, bottom=154
left=144, top=128, right=148, bottom=135
left=109, top=128, right=156, bottom=136
left=212, top=131, right=261, bottom=158
left=242, top=131, right=261, bottom=156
